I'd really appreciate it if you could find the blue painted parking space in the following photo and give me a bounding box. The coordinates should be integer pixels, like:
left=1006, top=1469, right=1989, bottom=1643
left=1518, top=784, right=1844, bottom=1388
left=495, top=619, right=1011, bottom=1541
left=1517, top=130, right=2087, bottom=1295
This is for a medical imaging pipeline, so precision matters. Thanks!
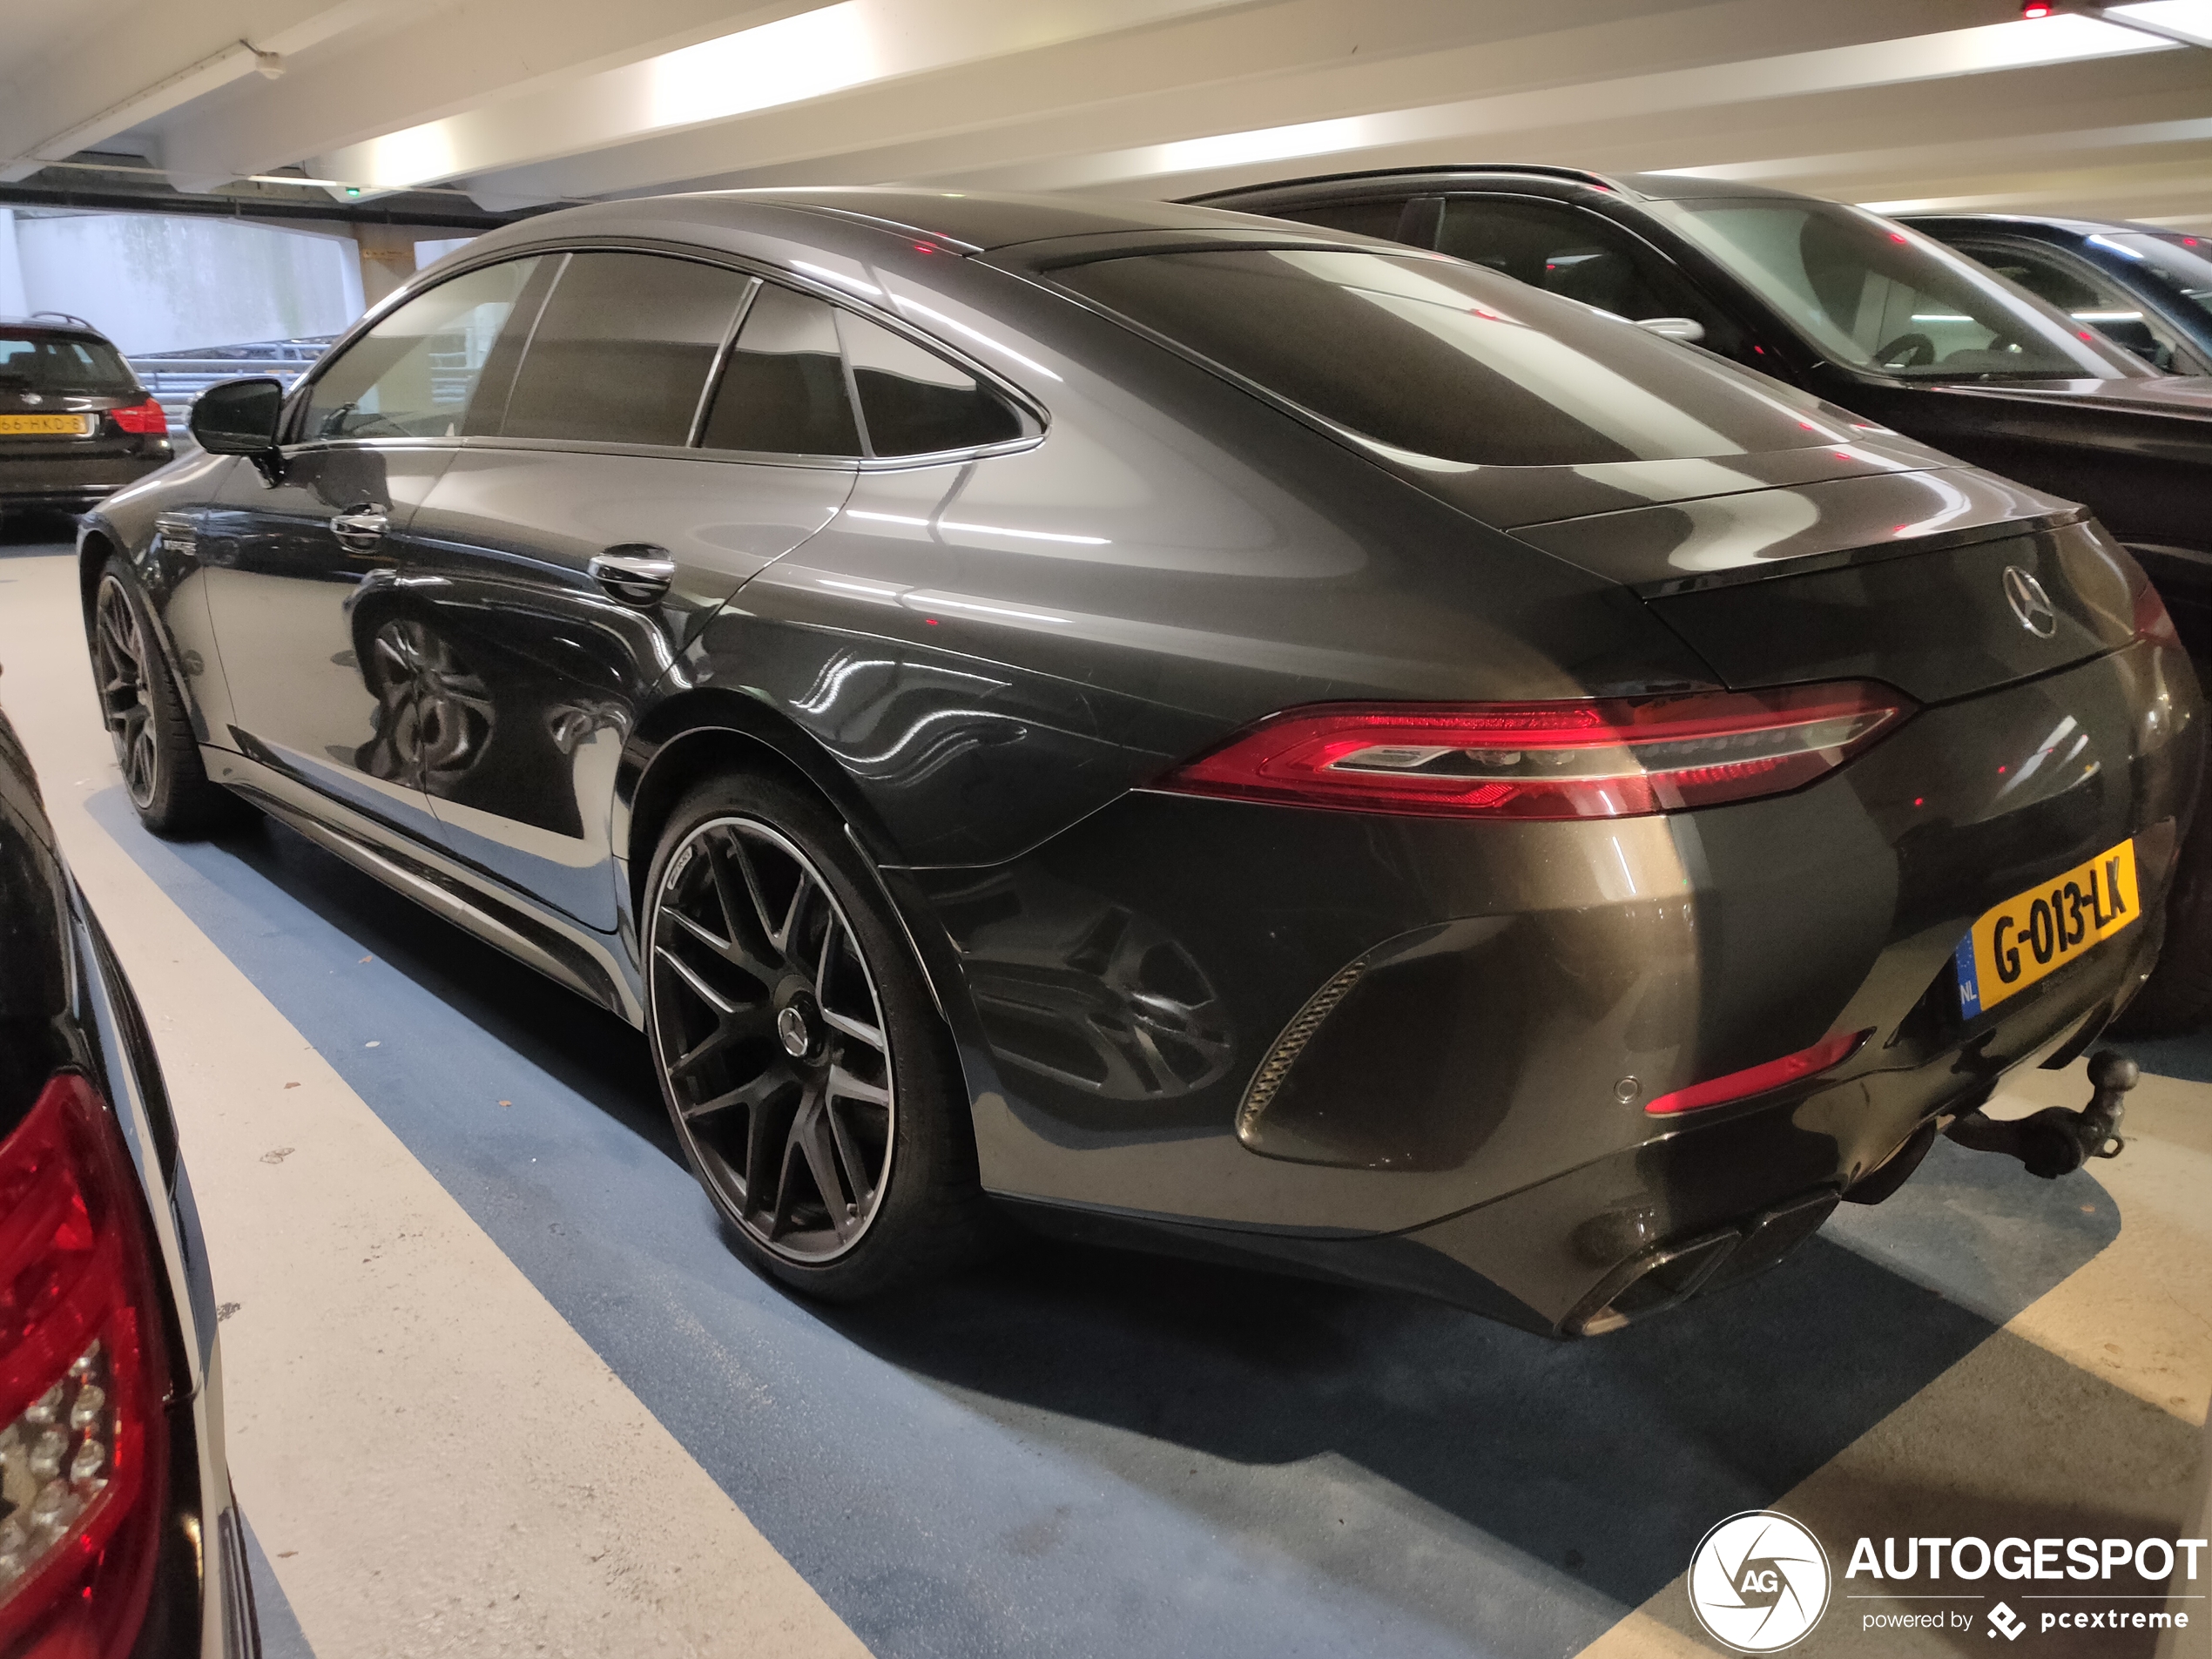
left=90, top=791, right=2127, bottom=1659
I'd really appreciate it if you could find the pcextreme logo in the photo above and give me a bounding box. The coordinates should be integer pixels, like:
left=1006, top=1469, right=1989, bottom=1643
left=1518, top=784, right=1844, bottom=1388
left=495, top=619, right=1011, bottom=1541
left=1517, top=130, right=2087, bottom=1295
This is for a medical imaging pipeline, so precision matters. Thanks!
left=1689, top=1511, right=1832, bottom=1652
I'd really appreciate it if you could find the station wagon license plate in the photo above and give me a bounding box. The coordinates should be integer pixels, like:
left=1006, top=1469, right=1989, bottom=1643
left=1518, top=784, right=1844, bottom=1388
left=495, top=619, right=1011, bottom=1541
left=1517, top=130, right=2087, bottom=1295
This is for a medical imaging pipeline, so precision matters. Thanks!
left=0, top=414, right=91, bottom=436
left=1954, top=839, right=2139, bottom=1018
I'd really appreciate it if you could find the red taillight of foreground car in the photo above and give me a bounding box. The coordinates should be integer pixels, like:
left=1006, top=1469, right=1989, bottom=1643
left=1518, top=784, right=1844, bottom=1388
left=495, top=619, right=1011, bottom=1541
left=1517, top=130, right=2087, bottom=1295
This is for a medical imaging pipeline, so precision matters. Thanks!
left=1644, top=1029, right=1870, bottom=1117
left=105, top=401, right=167, bottom=436
left=1156, top=683, right=1912, bottom=820
left=0, top=1074, right=169, bottom=1659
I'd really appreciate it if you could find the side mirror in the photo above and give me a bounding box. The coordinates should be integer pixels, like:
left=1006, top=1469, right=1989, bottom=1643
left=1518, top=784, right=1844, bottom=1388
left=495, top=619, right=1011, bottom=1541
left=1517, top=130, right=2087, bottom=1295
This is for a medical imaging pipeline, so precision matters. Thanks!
left=1635, top=316, right=1707, bottom=344
left=189, top=376, right=286, bottom=455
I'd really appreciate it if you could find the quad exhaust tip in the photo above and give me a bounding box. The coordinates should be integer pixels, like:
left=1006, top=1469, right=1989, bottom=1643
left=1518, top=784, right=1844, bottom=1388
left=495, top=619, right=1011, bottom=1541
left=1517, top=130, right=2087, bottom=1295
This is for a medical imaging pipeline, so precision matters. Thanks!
left=1566, top=1050, right=2141, bottom=1337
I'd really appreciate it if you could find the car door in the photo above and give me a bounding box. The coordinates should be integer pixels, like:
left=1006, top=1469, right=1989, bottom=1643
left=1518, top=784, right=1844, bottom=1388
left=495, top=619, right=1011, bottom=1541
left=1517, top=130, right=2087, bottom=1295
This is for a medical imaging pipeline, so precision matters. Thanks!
left=199, top=256, right=551, bottom=844
left=1428, top=194, right=1761, bottom=365
left=401, top=254, right=860, bottom=930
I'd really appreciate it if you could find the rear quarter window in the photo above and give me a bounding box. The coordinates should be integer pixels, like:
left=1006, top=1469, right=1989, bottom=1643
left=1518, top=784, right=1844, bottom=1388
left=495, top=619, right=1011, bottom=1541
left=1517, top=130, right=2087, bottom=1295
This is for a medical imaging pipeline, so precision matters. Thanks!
left=1050, top=247, right=1824, bottom=467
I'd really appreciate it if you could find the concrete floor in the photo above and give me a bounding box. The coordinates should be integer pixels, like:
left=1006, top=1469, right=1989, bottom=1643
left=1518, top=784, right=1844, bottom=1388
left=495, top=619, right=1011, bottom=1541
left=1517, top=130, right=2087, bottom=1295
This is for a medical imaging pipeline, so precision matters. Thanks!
left=2, top=520, right=2208, bottom=1659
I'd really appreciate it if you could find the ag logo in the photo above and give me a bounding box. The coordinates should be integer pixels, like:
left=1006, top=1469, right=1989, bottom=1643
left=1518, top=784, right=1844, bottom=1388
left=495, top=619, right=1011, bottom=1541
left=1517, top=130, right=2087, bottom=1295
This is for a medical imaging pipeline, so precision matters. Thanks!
left=1688, top=1510, right=1831, bottom=1652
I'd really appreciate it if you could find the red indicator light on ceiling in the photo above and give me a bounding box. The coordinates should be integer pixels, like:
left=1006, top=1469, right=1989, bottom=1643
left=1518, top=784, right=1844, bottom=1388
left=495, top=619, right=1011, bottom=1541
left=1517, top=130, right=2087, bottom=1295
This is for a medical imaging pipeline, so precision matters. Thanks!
left=1888, top=232, right=1909, bottom=244
left=914, top=242, right=935, bottom=253
left=1913, top=796, right=1925, bottom=806
left=2021, top=2, right=2054, bottom=17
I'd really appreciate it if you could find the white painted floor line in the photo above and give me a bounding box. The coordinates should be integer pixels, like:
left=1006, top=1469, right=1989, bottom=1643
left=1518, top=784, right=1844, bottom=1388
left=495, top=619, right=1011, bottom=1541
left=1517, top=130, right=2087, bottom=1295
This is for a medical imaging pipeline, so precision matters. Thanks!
left=0, top=550, right=870, bottom=1659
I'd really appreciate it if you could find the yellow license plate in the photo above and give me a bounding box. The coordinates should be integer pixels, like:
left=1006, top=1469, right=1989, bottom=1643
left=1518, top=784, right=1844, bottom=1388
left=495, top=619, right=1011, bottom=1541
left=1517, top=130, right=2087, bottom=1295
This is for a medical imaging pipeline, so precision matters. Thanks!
left=0, top=413, right=91, bottom=436
left=1955, top=839, right=2139, bottom=1017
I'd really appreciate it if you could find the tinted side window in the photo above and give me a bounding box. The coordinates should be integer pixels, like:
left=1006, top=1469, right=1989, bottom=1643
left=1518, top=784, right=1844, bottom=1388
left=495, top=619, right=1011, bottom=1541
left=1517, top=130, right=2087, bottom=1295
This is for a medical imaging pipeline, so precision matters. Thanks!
left=838, top=313, right=1022, bottom=457
left=698, top=284, right=862, bottom=457
left=500, top=252, right=753, bottom=446
left=305, top=258, right=542, bottom=441
left=1263, top=199, right=1411, bottom=241
left=1437, top=198, right=1749, bottom=360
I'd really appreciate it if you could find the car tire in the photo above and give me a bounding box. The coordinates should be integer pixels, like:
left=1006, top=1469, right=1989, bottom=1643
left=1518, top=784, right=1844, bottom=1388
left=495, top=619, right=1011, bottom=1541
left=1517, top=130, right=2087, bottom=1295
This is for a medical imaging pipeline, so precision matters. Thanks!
left=642, top=769, right=994, bottom=1300
left=2112, top=806, right=2212, bottom=1036
left=88, top=560, right=248, bottom=839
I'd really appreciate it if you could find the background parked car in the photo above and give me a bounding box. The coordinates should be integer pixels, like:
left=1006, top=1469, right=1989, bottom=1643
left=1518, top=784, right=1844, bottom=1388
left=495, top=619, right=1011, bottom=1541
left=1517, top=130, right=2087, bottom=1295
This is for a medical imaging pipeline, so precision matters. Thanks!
left=1902, top=212, right=2212, bottom=377
left=1191, top=165, right=2212, bottom=1032
left=0, top=697, right=258, bottom=1656
left=0, top=315, right=172, bottom=531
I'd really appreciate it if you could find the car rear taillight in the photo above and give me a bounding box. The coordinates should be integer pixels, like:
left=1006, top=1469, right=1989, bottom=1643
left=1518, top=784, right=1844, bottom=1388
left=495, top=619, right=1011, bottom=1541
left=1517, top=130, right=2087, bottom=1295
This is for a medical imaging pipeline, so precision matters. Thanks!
left=0, top=1074, right=168, bottom=1659
left=1156, top=683, right=1912, bottom=820
left=1644, top=1029, right=1870, bottom=1116
left=106, top=401, right=167, bottom=436
left=2134, top=582, right=2181, bottom=650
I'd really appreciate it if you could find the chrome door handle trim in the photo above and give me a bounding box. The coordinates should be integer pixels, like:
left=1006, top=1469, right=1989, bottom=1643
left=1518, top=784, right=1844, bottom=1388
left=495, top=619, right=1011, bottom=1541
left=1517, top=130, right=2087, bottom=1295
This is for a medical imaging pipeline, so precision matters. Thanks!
left=590, top=549, right=677, bottom=604
left=330, top=509, right=388, bottom=550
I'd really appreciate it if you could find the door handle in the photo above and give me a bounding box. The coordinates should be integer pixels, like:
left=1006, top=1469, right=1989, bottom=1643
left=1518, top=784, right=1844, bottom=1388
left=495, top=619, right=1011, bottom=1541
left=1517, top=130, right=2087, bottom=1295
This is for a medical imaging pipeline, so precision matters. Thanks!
left=590, top=546, right=677, bottom=605
left=330, top=509, right=388, bottom=550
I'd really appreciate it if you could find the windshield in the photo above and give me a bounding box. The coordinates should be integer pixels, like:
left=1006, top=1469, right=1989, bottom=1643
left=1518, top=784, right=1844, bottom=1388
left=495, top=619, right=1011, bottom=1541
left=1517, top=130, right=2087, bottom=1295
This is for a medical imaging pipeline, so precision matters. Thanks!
left=1053, top=247, right=1840, bottom=467
left=0, top=333, right=135, bottom=395
left=2108, top=232, right=2212, bottom=325
left=1644, top=199, right=2151, bottom=381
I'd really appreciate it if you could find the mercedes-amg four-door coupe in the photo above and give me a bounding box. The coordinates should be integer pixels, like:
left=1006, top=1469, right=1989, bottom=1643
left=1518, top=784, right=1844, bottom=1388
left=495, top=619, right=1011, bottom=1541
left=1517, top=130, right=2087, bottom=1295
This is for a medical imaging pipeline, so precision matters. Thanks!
left=76, top=189, right=2202, bottom=1337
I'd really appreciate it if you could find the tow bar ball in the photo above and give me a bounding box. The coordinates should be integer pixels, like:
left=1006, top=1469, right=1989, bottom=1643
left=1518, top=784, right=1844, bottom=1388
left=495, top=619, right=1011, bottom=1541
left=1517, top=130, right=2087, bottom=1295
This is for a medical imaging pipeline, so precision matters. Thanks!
left=1946, top=1049, right=2139, bottom=1179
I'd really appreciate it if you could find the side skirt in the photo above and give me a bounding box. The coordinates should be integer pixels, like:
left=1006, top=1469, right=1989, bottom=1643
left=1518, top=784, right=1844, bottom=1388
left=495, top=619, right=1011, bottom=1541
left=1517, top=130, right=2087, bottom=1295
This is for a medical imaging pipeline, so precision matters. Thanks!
left=205, top=745, right=644, bottom=1026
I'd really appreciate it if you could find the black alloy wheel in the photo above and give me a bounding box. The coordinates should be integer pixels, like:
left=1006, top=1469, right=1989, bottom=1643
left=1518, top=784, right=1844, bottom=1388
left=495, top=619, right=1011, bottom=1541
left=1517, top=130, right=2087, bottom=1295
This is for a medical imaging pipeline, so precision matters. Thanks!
left=91, top=574, right=158, bottom=811
left=644, top=772, right=989, bottom=1296
left=88, top=562, right=241, bottom=837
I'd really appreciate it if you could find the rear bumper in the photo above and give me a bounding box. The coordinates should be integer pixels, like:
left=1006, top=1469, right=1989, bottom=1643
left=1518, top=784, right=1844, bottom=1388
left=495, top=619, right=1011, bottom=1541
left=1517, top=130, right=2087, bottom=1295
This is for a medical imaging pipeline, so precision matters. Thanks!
left=924, top=637, right=2202, bottom=1332
left=2, top=448, right=168, bottom=509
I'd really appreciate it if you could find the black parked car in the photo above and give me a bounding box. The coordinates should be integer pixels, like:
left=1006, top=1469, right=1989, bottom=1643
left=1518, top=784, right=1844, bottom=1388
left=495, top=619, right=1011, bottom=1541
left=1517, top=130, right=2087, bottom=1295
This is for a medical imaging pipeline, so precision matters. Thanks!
left=0, top=702, right=259, bottom=1655
left=78, top=189, right=2201, bottom=1337
left=0, top=316, right=172, bottom=529
left=1193, top=165, right=2212, bottom=1029
left=1900, top=212, right=2212, bottom=376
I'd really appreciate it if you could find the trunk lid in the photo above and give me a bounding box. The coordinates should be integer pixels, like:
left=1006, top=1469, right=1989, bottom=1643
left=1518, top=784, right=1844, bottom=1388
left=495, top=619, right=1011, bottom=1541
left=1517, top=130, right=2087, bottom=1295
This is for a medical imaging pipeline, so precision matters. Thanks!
left=1510, top=467, right=2140, bottom=705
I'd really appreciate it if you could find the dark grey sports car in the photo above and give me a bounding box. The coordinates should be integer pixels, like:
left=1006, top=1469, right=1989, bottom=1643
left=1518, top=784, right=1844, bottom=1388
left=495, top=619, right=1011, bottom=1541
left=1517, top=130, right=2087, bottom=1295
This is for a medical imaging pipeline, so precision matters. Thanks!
left=76, top=189, right=2201, bottom=1336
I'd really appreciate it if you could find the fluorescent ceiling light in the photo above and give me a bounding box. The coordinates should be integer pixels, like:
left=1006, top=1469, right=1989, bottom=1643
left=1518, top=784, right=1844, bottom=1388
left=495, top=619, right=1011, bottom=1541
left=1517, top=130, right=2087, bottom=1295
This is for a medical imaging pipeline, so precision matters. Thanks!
left=321, top=0, right=1239, bottom=192
left=1010, top=14, right=2172, bottom=190
left=2107, top=0, right=2212, bottom=44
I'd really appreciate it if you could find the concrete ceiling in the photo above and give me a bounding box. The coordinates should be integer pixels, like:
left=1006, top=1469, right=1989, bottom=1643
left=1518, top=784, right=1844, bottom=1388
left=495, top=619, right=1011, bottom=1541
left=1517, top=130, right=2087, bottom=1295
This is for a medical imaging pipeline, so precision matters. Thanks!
left=1, top=0, right=2208, bottom=231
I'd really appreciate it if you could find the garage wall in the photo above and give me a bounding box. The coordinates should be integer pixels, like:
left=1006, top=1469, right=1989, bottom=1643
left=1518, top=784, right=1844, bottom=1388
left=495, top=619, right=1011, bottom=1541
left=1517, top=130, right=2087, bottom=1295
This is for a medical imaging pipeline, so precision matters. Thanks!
left=8, top=211, right=364, bottom=353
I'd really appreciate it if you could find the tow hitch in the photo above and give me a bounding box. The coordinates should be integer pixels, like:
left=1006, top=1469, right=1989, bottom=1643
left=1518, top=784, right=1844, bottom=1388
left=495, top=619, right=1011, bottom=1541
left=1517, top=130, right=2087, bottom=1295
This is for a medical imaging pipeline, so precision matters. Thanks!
left=1945, top=1049, right=2138, bottom=1178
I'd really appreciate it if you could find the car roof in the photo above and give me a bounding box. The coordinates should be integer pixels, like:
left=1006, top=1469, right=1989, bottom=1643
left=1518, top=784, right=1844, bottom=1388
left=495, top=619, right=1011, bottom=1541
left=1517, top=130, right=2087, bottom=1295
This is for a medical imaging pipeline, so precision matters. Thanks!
left=1184, top=165, right=1817, bottom=205
left=467, top=186, right=1293, bottom=257
left=0, top=316, right=109, bottom=337
left=1893, top=211, right=2164, bottom=238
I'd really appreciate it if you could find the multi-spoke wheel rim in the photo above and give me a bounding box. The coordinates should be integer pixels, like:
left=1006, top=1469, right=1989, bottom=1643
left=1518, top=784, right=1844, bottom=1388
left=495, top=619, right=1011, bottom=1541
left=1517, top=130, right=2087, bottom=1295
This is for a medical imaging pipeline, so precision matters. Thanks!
left=91, top=577, right=158, bottom=809
left=647, top=817, right=895, bottom=1264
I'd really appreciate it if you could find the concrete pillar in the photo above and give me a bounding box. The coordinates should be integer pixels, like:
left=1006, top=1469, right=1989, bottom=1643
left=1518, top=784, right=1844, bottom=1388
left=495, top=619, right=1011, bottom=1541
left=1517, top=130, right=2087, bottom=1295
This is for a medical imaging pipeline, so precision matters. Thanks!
left=352, top=222, right=416, bottom=310
left=0, top=211, right=27, bottom=317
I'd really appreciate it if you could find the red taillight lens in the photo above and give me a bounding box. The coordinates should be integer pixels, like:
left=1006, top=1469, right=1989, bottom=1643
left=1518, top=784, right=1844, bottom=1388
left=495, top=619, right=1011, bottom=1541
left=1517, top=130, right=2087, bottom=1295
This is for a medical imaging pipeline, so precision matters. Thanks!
left=0, top=1075, right=168, bottom=1659
left=1156, top=684, right=1912, bottom=820
left=1645, top=1029, right=1869, bottom=1117
left=105, top=401, right=167, bottom=436
left=2134, top=582, right=2181, bottom=650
